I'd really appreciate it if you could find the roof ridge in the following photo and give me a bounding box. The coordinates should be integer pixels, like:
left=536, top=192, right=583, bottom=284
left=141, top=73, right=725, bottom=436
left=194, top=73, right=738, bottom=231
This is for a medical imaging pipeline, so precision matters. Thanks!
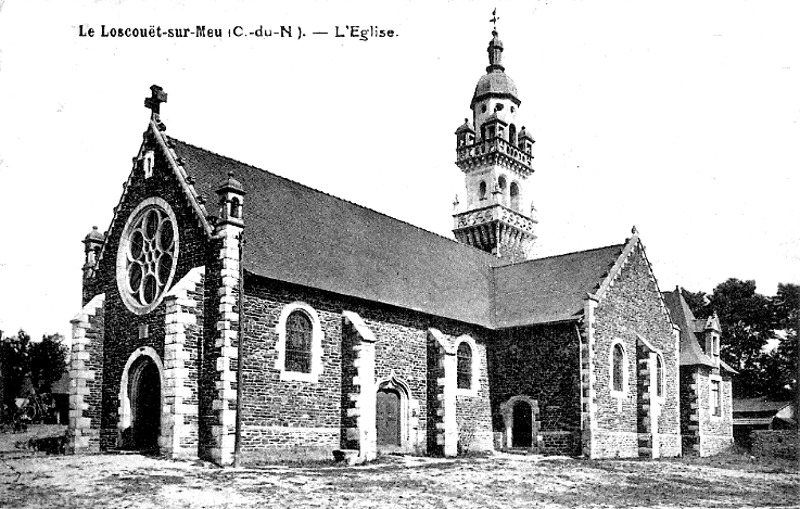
left=169, top=136, right=501, bottom=264
left=494, top=242, right=625, bottom=270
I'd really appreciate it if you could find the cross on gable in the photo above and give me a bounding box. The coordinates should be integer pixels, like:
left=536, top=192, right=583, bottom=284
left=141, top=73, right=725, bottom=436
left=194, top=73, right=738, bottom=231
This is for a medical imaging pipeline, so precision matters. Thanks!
left=490, top=8, right=499, bottom=30
left=144, top=85, right=168, bottom=116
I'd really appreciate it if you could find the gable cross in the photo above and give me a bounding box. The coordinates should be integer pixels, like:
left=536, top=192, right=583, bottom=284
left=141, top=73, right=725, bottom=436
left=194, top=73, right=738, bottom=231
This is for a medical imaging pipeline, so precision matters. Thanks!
left=490, top=8, right=499, bottom=30
left=144, top=85, right=168, bottom=117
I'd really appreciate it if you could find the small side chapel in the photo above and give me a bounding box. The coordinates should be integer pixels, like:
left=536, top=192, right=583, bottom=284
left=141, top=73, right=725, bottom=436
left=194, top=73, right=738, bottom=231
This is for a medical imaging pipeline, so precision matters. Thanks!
left=69, top=27, right=694, bottom=465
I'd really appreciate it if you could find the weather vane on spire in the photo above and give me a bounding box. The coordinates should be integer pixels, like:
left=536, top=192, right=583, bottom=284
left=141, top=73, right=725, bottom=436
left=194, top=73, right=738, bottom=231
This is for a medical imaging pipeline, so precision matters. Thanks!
left=490, top=8, right=499, bottom=31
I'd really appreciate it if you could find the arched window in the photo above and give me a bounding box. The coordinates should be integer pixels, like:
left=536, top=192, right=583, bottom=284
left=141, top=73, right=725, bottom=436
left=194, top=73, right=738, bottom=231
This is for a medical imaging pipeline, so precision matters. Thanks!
left=508, top=124, right=517, bottom=146
left=656, top=354, right=664, bottom=398
left=230, top=197, right=241, bottom=219
left=457, top=342, right=472, bottom=390
left=478, top=181, right=487, bottom=200
left=612, top=343, right=625, bottom=393
left=285, top=310, right=312, bottom=373
left=498, top=176, right=507, bottom=207
left=509, top=182, right=520, bottom=211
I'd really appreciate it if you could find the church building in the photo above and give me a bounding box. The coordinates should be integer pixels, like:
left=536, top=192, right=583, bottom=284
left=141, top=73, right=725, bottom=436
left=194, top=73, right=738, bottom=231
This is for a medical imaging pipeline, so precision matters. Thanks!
left=68, top=29, right=689, bottom=465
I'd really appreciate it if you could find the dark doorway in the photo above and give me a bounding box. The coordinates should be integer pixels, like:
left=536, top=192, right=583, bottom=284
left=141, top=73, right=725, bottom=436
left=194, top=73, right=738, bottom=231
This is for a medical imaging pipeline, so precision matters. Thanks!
left=130, top=358, right=161, bottom=451
left=512, top=400, right=532, bottom=447
left=376, top=388, right=401, bottom=448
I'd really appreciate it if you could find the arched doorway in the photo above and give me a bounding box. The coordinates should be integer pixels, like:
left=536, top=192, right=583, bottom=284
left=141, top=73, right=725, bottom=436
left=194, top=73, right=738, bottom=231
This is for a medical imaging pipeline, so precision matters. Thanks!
left=376, top=388, right=401, bottom=449
left=512, top=401, right=532, bottom=447
left=128, top=357, right=161, bottom=451
left=499, top=395, right=539, bottom=450
left=374, top=375, right=414, bottom=454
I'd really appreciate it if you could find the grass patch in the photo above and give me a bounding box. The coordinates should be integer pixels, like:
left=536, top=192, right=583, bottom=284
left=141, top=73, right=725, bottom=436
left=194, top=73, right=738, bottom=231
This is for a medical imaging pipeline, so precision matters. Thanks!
left=667, top=447, right=800, bottom=474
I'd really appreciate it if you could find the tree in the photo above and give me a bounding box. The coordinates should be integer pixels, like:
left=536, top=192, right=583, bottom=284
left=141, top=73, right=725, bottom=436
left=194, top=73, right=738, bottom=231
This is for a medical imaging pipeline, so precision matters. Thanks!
left=683, top=279, right=798, bottom=400
left=28, top=333, right=68, bottom=394
left=771, top=283, right=799, bottom=401
left=680, top=288, right=709, bottom=317
left=708, top=279, right=775, bottom=397
left=0, top=330, right=31, bottom=408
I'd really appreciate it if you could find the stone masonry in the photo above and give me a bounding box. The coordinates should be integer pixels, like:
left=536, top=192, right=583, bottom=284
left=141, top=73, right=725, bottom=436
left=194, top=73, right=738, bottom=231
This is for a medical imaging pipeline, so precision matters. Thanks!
left=160, top=266, right=205, bottom=458
left=68, top=294, right=105, bottom=454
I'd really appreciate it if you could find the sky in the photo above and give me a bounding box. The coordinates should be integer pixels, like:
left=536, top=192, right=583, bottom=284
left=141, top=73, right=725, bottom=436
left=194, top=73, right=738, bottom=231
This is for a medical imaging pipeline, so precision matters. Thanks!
left=0, top=0, right=798, bottom=342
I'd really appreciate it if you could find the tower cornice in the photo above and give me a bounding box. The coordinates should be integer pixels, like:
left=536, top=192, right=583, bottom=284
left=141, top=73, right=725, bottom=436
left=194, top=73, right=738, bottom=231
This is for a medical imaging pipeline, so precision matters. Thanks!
left=452, top=204, right=537, bottom=262
left=456, top=137, right=534, bottom=177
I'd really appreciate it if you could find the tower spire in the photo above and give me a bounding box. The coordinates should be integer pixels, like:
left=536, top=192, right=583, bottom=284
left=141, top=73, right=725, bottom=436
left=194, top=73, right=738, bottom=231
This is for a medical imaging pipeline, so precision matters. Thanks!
left=452, top=17, right=537, bottom=263
left=487, top=9, right=504, bottom=73
left=487, top=30, right=505, bottom=73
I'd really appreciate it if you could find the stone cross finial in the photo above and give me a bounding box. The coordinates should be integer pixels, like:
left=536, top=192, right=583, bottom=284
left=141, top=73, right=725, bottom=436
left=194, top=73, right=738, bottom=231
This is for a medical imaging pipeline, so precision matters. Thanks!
left=490, top=8, right=499, bottom=30
left=144, top=85, right=168, bottom=117
left=452, top=195, right=460, bottom=212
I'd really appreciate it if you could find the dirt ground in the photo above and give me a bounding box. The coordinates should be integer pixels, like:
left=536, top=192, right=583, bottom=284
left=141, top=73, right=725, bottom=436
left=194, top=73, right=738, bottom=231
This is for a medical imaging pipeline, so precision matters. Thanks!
left=0, top=451, right=797, bottom=509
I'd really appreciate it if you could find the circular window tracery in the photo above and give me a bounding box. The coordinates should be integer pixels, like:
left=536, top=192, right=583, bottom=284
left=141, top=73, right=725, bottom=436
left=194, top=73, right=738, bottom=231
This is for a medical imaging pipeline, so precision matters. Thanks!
left=117, top=198, right=179, bottom=314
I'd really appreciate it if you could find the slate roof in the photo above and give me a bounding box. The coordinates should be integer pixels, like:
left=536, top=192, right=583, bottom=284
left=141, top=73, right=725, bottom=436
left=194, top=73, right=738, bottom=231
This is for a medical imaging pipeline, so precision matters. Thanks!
left=662, top=288, right=715, bottom=367
left=662, top=288, right=737, bottom=373
left=168, top=136, right=631, bottom=330
left=472, top=71, right=520, bottom=107
left=493, top=245, right=625, bottom=328
left=171, top=138, right=500, bottom=327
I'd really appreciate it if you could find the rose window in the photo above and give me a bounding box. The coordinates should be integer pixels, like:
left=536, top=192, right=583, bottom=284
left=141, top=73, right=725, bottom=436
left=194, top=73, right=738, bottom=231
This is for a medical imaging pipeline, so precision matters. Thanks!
left=117, top=199, right=179, bottom=314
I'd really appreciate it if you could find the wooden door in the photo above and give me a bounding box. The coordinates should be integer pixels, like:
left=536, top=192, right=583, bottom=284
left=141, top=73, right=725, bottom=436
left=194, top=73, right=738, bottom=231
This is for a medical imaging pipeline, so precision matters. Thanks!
left=376, top=389, right=401, bottom=447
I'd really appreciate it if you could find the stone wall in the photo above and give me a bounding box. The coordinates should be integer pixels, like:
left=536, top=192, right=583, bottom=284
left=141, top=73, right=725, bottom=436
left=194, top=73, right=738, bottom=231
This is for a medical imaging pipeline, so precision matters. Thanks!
left=88, top=134, right=212, bottom=453
left=68, top=294, right=105, bottom=453
left=681, top=365, right=734, bottom=456
left=751, top=430, right=798, bottom=460
left=591, top=244, right=681, bottom=458
left=161, top=267, right=205, bottom=458
left=240, top=281, right=344, bottom=454
left=240, top=277, right=493, bottom=458
left=489, top=323, right=582, bottom=455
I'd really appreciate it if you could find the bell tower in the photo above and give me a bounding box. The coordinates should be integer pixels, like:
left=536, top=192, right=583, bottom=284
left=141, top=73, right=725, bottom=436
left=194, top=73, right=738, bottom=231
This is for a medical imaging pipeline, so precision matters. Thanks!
left=452, top=27, right=537, bottom=263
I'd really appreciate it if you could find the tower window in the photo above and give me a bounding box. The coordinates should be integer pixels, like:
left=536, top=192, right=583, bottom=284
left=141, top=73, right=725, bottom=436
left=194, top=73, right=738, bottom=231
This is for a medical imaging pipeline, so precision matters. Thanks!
left=509, top=182, right=520, bottom=211
left=481, top=103, right=487, bottom=113
left=498, top=176, right=507, bottom=206
left=509, top=124, right=517, bottom=147
left=479, top=181, right=487, bottom=200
